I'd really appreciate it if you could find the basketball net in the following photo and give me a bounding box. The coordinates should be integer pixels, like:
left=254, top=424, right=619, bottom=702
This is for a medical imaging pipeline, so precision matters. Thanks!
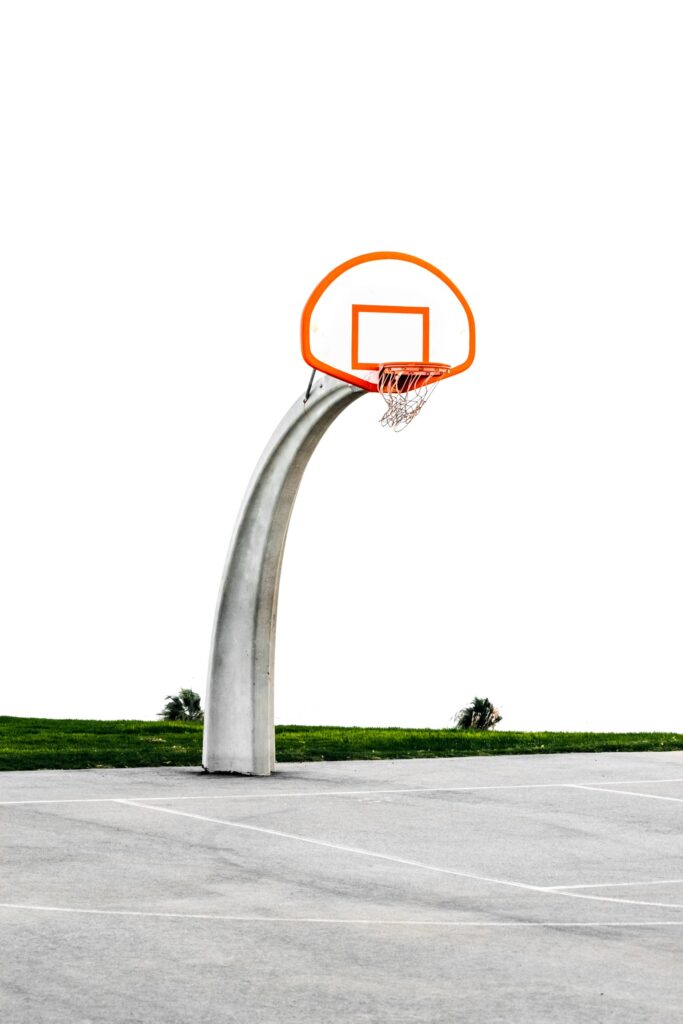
left=377, top=363, right=449, bottom=431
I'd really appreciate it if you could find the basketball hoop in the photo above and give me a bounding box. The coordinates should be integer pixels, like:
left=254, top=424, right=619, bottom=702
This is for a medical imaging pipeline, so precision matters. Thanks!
left=377, top=362, right=450, bottom=430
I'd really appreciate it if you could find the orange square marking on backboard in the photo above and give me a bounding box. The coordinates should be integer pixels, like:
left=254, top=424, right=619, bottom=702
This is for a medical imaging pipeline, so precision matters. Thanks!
left=351, top=305, right=430, bottom=369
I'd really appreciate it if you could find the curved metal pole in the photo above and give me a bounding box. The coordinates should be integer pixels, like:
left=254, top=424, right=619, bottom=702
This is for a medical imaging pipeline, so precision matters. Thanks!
left=203, top=373, right=366, bottom=775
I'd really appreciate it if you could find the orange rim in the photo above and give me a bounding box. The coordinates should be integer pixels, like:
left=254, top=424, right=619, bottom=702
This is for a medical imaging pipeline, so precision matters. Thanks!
left=378, top=362, right=450, bottom=393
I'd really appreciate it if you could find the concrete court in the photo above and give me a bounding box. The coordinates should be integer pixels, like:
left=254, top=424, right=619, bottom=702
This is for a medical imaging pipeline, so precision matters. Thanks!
left=1, top=752, right=683, bottom=1024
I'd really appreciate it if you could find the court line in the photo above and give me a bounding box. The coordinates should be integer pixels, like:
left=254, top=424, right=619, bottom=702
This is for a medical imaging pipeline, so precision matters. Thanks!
left=2, top=776, right=683, bottom=806
left=116, top=799, right=536, bottom=893
left=543, top=878, right=683, bottom=891
left=2, top=902, right=683, bottom=928
left=568, top=784, right=683, bottom=804
left=120, top=800, right=683, bottom=912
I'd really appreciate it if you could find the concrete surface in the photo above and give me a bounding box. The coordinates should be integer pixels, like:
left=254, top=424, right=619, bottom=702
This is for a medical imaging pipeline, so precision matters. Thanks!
left=2, top=751, right=683, bottom=1023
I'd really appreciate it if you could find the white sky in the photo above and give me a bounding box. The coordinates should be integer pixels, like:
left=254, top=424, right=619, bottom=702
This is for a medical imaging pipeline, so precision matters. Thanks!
left=1, top=1, right=681, bottom=731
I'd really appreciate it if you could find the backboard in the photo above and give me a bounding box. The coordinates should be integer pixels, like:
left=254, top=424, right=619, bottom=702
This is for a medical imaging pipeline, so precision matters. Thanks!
left=301, top=251, right=475, bottom=392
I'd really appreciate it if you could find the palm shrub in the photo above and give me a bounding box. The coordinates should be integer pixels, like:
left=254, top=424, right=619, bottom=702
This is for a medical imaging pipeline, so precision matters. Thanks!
left=453, top=696, right=502, bottom=730
left=159, top=688, right=204, bottom=722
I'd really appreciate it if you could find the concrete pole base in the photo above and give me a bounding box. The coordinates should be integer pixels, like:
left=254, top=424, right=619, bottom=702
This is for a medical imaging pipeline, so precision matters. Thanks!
left=202, top=373, right=366, bottom=775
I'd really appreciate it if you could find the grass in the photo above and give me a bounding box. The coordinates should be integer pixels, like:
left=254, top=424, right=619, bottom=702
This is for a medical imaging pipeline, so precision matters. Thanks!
left=275, top=726, right=683, bottom=762
left=0, top=717, right=203, bottom=772
left=2, top=717, right=683, bottom=772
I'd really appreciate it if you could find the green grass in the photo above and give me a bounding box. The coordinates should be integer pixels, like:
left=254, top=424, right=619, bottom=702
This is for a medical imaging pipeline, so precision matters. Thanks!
left=274, top=726, right=683, bottom=762
left=0, top=717, right=203, bottom=772
left=2, top=717, right=683, bottom=771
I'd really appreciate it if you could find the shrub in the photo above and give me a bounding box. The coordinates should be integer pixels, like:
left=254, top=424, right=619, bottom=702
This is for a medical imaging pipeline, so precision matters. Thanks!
left=453, top=696, right=502, bottom=731
left=159, top=688, right=204, bottom=722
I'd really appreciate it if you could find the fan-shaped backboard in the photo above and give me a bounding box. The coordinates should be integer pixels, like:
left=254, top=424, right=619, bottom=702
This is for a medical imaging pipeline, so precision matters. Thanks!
left=301, top=252, right=475, bottom=392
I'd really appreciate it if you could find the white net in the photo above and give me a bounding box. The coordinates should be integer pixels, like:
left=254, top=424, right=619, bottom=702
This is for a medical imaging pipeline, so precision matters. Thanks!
left=377, top=364, right=447, bottom=431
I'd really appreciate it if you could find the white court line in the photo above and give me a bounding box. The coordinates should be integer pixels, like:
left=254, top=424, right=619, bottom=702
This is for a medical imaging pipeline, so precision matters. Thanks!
left=116, top=800, right=535, bottom=893
left=2, top=776, right=683, bottom=806
left=120, top=800, right=683, bottom=912
left=543, top=879, right=683, bottom=891
left=569, top=784, right=683, bottom=804
left=2, top=902, right=683, bottom=928
left=0, top=797, right=121, bottom=806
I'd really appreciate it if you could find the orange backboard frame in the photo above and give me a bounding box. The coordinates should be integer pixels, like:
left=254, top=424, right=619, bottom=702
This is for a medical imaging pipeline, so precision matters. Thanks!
left=301, top=251, right=475, bottom=392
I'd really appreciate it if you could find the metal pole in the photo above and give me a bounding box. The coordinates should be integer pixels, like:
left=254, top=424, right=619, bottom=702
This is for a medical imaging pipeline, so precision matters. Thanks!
left=203, top=373, right=366, bottom=774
